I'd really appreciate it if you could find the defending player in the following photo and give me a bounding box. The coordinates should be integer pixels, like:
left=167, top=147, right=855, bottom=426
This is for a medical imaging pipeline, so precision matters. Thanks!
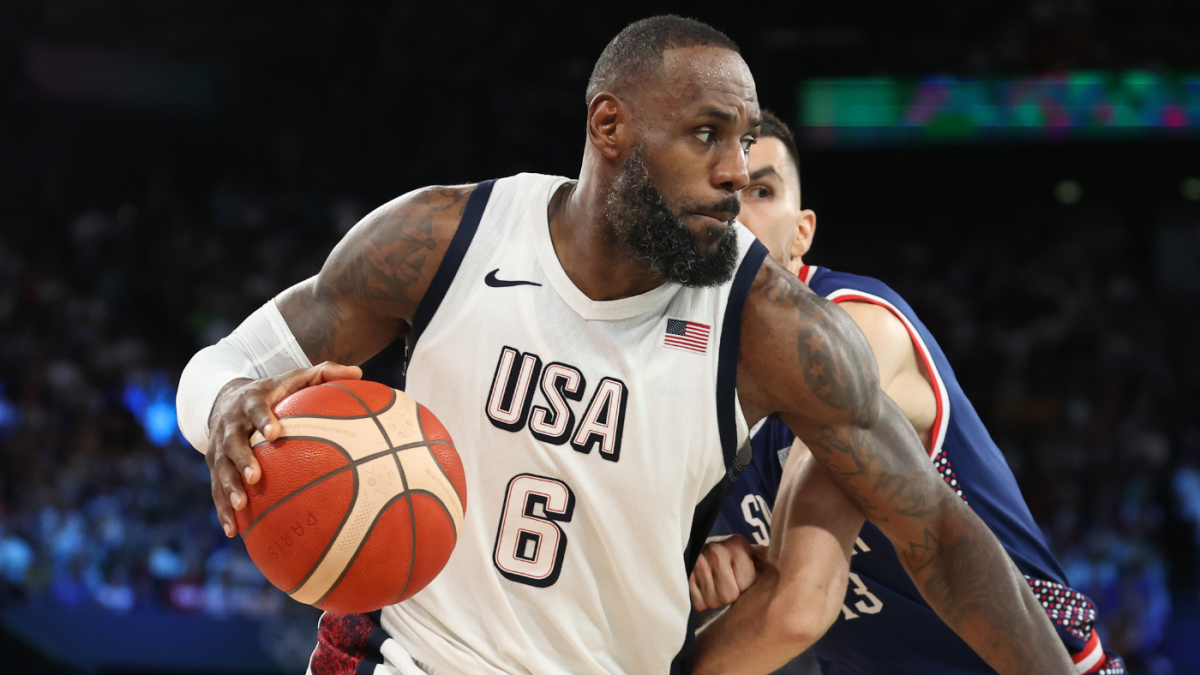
left=177, top=18, right=1077, bottom=675
left=689, top=111, right=1125, bottom=674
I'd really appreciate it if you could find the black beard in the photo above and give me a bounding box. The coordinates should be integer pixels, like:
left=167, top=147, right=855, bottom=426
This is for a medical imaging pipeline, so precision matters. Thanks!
left=604, top=147, right=740, bottom=288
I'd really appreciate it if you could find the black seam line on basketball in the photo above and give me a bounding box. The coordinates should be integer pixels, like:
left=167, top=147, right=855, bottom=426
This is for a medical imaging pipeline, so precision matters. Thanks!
left=409, top=399, right=462, bottom=525
left=276, top=412, right=375, bottom=421
left=383, top=487, right=457, bottom=607
left=253, top=433, right=449, bottom=453
left=390, top=451, right=418, bottom=605
left=412, top=398, right=426, bottom=439
left=311, top=488, right=413, bottom=608
left=331, top=384, right=391, bottom=441
left=424, top=444, right=464, bottom=521
left=377, top=387, right=398, bottom=416
left=286, top=452, right=361, bottom=596
left=241, top=434, right=378, bottom=536
left=331, top=383, right=396, bottom=450
left=391, top=399, right=423, bottom=602
left=243, top=465, right=352, bottom=538
left=329, top=382, right=375, bottom=416
left=241, top=438, right=453, bottom=537
left=404, top=488, right=459, bottom=545
left=242, top=435, right=354, bottom=537
left=278, top=385, right=396, bottom=422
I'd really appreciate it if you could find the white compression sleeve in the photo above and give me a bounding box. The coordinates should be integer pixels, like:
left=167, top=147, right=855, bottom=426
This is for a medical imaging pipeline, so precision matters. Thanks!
left=176, top=299, right=313, bottom=454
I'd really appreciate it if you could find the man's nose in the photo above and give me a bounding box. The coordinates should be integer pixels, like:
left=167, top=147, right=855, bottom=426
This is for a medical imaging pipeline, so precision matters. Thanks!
left=712, top=143, right=749, bottom=193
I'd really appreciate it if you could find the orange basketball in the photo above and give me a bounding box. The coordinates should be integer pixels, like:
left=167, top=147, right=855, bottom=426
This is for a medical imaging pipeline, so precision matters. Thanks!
left=234, top=379, right=466, bottom=613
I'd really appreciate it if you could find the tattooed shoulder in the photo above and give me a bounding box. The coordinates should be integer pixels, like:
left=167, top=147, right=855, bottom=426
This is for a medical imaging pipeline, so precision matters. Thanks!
left=330, top=185, right=473, bottom=309
left=744, top=258, right=880, bottom=426
left=277, top=184, right=475, bottom=364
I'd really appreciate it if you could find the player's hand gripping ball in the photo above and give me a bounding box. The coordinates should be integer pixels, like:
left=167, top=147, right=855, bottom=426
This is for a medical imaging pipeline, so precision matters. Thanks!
left=234, top=380, right=466, bottom=613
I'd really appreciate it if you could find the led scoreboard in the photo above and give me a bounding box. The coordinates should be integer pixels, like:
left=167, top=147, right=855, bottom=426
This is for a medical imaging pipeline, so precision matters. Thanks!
left=800, top=71, right=1200, bottom=146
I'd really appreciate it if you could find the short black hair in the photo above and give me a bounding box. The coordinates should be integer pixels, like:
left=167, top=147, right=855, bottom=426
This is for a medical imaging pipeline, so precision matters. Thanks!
left=586, top=15, right=740, bottom=103
left=758, top=109, right=801, bottom=201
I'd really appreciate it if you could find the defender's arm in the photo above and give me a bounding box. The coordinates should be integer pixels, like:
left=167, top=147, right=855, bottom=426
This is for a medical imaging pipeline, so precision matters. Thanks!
left=692, top=441, right=860, bottom=675
left=838, top=301, right=937, bottom=448
left=181, top=185, right=476, bottom=537
left=737, top=258, right=1076, bottom=675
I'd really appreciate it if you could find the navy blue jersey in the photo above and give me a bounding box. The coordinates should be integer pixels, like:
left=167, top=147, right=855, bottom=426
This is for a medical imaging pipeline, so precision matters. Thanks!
left=715, top=265, right=1124, bottom=675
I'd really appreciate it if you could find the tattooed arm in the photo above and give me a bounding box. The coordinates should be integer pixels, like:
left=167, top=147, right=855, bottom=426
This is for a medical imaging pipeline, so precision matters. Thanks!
left=200, top=185, right=475, bottom=536
left=276, top=185, right=475, bottom=364
left=735, top=257, right=1075, bottom=675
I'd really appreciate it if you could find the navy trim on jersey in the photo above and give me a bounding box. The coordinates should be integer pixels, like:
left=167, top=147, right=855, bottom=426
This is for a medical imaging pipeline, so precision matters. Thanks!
left=403, top=179, right=496, bottom=385
left=671, top=482, right=729, bottom=675
left=716, top=239, right=768, bottom=472
left=671, top=238, right=769, bottom=675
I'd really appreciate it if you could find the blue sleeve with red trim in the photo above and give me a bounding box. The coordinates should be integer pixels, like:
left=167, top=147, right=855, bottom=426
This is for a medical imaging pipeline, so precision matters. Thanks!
left=806, top=266, right=1069, bottom=584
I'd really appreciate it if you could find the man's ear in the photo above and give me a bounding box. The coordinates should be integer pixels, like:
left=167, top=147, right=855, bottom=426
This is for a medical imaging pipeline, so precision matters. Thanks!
left=792, top=209, right=817, bottom=259
left=587, top=93, right=631, bottom=161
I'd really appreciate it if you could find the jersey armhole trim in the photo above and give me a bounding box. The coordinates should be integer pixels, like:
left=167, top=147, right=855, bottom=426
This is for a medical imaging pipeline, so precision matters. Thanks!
left=403, top=179, right=496, bottom=383
left=717, top=239, right=769, bottom=471
left=827, top=289, right=950, bottom=458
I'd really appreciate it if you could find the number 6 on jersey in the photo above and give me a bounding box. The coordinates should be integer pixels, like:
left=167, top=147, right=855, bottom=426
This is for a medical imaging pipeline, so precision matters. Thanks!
left=493, top=474, right=575, bottom=587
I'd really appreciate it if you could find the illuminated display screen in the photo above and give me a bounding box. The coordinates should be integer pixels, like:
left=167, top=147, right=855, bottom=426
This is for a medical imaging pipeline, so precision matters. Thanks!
left=799, top=71, right=1200, bottom=145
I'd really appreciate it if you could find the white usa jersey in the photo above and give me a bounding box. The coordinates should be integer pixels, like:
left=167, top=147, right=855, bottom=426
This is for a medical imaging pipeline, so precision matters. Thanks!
left=382, top=173, right=766, bottom=675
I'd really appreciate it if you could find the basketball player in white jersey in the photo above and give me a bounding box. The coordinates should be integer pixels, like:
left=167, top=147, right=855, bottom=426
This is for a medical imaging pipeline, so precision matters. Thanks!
left=177, top=16, right=1077, bottom=675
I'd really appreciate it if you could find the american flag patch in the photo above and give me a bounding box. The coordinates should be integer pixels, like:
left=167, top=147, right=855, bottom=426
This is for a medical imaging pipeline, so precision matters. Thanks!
left=663, top=318, right=710, bottom=354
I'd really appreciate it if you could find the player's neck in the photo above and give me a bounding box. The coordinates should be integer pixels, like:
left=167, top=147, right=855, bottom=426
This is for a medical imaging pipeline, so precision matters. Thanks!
left=548, top=174, right=668, bottom=301
left=786, top=255, right=806, bottom=278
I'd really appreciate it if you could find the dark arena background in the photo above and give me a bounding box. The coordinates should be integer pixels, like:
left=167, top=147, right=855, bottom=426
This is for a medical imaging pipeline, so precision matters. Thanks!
left=2, top=1, right=1200, bottom=673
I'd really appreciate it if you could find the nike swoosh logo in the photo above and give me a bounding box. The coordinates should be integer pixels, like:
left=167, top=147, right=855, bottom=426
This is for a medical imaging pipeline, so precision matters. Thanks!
left=484, top=269, right=542, bottom=288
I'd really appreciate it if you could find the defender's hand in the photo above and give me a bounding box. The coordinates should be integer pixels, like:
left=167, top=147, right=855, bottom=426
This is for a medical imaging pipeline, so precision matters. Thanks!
left=689, top=534, right=766, bottom=611
left=206, top=362, right=362, bottom=537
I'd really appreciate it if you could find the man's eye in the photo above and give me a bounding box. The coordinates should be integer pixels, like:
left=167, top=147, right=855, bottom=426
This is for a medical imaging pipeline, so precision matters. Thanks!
left=749, top=186, right=771, bottom=199
left=740, top=137, right=756, bottom=153
left=696, top=130, right=715, bottom=143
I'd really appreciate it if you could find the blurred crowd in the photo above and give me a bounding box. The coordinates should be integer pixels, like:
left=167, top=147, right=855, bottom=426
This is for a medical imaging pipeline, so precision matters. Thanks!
left=0, top=171, right=324, bottom=620
left=1, top=2, right=1200, bottom=675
